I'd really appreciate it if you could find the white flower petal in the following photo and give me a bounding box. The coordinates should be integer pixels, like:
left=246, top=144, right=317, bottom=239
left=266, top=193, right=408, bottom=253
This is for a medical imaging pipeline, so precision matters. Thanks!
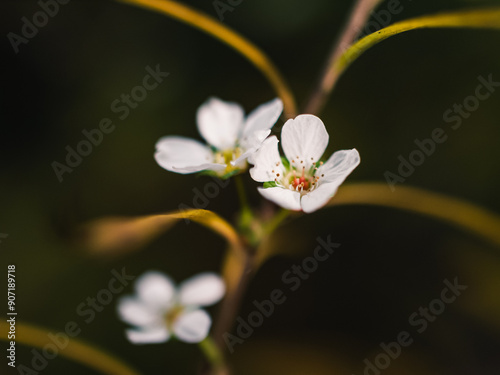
left=300, top=182, right=341, bottom=213
left=232, top=129, right=271, bottom=166
left=154, top=136, right=225, bottom=174
left=281, top=115, right=329, bottom=169
left=257, top=186, right=301, bottom=211
left=117, top=297, right=161, bottom=327
left=196, top=97, right=244, bottom=150
left=179, top=273, right=225, bottom=306
left=242, top=98, right=283, bottom=140
left=135, top=271, right=176, bottom=310
left=317, top=148, right=360, bottom=184
left=231, top=149, right=255, bottom=167
left=125, top=326, right=170, bottom=345
left=173, top=309, right=211, bottom=343
left=249, top=136, right=284, bottom=182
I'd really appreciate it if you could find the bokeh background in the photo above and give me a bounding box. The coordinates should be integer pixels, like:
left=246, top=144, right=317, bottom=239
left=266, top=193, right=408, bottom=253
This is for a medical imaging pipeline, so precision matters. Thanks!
left=2, top=0, right=500, bottom=374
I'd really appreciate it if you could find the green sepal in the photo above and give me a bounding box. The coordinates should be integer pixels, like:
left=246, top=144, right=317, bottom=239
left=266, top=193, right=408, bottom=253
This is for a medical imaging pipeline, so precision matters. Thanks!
left=220, top=169, right=242, bottom=179
left=197, top=170, right=220, bottom=178
left=263, top=181, right=278, bottom=188
left=197, top=169, right=242, bottom=180
left=281, top=156, right=290, bottom=169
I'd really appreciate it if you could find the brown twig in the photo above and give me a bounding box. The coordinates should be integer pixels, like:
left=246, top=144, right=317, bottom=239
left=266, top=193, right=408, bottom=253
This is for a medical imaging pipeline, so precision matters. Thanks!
left=304, top=0, right=382, bottom=115
left=212, top=250, right=255, bottom=349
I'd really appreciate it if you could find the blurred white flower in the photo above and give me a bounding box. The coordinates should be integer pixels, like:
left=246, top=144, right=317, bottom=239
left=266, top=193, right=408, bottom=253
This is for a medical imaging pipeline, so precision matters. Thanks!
left=154, top=97, right=283, bottom=178
left=117, top=271, right=225, bottom=344
left=250, top=114, right=360, bottom=213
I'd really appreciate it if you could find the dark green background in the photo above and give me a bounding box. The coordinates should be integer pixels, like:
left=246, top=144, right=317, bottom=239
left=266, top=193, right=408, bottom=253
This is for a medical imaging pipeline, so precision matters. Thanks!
left=1, top=0, right=500, bottom=374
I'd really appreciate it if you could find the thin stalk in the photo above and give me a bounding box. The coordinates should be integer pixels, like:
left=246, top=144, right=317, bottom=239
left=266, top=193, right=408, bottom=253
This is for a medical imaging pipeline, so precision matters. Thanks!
left=234, top=175, right=251, bottom=216
left=212, top=248, right=254, bottom=349
left=211, top=207, right=291, bottom=351
left=198, top=336, right=228, bottom=375
left=304, top=0, right=383, bottom=114
left=264, top=208, right=291, bottom=236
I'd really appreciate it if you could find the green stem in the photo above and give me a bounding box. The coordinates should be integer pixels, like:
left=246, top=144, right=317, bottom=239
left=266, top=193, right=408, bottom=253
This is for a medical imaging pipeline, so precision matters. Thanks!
left=234, top=175, right=251, bottom=215
left=264, top=208, right=291, bottom=236
left=198, top=336, right=227, bottom=374
left=234, top=175, right=258, bottom=245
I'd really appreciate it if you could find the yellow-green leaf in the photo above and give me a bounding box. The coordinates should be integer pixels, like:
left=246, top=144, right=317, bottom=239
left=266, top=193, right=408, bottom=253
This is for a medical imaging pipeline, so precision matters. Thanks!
left=116, top=0, right=297, bottom=117
left=0, top=321, right=140, bottom=375
left=78, top=209, right=244, bottom=256
left=327, top=7, right=500, bottom=95
left=329, top=182, right=500, bottom=247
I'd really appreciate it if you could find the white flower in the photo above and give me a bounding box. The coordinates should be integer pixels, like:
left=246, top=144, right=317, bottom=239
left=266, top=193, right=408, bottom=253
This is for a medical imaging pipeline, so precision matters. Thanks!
left=154, top=97, right=283, bottom=177
left=250, top=114, right=360, bottom=213
left=117, top=271, right=225, bottom=344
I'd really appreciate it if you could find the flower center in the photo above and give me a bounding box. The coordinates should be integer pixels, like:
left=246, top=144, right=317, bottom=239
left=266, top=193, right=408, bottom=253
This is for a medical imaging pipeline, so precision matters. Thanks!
left=291, top=175, right=310, bottom=190
left=285, top=166, right=318, bottom=195
left=165, top=305, right=184, bottom=328
left=290, top=168, right=314, bottom=191
left=272, top=157, right=325, bottom=196
left=214, top=147, right=246, bottom=176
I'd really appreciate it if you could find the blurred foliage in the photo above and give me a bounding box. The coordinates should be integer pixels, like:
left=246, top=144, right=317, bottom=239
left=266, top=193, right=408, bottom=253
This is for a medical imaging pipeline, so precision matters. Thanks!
left=1, top=0, right=500, bottom=374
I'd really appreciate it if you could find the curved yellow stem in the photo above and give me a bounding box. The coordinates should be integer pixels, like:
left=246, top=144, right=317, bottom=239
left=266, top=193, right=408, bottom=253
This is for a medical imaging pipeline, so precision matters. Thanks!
left=322, top=7, right=500, bottom=105
left=330, top=183, right=500, bottom=247
left=116, top=0, right=297, bottom=117
left=0, top=320, right=140, bottom=375
left=79, top=208, right=244, bottom=257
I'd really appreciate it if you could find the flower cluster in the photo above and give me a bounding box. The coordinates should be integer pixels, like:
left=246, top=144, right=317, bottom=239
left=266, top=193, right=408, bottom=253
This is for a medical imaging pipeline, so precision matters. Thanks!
left=154, top=97, right=360, bottom=212
left=117, top=97, right=360, bottom=347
